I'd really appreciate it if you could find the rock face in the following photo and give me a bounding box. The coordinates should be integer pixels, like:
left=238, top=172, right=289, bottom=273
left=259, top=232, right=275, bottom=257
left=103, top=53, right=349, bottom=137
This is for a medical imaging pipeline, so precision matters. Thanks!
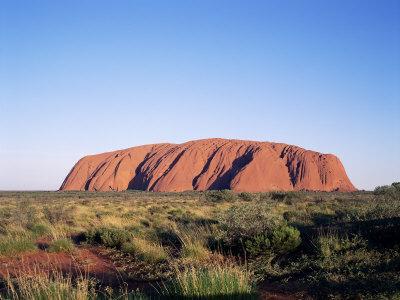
left=60, top=138, right=356, bottom=192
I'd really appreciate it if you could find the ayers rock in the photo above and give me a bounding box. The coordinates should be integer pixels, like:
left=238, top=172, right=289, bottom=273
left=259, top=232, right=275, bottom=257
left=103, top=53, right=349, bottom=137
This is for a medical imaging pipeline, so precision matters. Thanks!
left=60, top=138, right=356, bottom=192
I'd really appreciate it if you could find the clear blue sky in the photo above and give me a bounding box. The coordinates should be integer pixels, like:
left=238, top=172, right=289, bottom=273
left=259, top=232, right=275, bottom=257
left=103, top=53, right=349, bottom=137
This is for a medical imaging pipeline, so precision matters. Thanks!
left=1, top=0, right=399, bottom=190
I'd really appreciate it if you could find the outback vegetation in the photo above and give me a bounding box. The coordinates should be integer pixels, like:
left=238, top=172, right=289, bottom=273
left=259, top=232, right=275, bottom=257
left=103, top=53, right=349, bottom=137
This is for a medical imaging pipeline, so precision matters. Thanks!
left=0, top=183, right=399, bottom=299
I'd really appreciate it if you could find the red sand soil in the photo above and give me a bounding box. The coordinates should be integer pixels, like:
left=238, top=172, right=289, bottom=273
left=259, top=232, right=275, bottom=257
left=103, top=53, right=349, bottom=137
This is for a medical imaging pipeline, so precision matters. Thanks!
left=0, top=247, right=119, bottom=285
left=0, top=242, right=310, bottom=298
left=60, top=138, right=356, bottom=192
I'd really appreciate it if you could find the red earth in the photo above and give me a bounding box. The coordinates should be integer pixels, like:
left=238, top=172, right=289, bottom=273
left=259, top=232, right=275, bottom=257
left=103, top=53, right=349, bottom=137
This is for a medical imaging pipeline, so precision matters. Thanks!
left=0, top=244, right=310, bottom=299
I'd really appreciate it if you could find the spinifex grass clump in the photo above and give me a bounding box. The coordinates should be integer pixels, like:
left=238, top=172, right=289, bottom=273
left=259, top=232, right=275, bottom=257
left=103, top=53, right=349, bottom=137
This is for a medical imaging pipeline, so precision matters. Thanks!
left=122, top=238, right=169, bottom=263
left=180, top=240, right=210, bottom=260
left=28, top=223, right=50, bottom=237
left=48, top=238, right=75, bottom=253
left=85, top=227, right=132, bottom=248
left=2, top=266, right=150, bottom=300
left=3, top=270, right=95, bottom=300
left=177, top=226, right=211, bottom=260
left=0, top=236, right=36, bottom=257
left=160, top=264, right=256, bottom=298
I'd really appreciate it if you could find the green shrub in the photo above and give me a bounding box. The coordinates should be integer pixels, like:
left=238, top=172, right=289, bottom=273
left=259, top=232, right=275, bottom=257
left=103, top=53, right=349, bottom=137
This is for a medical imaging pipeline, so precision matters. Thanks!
left=238, top=192, right=257, bottom=201
left=85, top=227, right=132, bottom=248
left=269, top=191, right=301, bottom=202
left=48, top=238, right=75, bottom=253
left=315, top=232, right=366, bottom=259
left=160, top=265, right=256, bottom=298
left=205, top=190, right=237, bottom=202
left=218, top=203, right=284, bottom=244
left=43, top=205, right=76, bottom=225
left=374, top=182, right=400, bottom=198
left=283, top=210, right=310, bottom=225
left=28, top=223, right=50, bottom=237
left=155, top=227, right=181, bottom=247
left=245, top=225, right=301, bottom=257
left=167, top=209, right=197, bottom=225
left=269, top=192, right=287, bottom=201
left=0, top=237, right=36, bottom=256
left=17, top=204, right=39, bottom=227
left=270, top=225, right=301, bottom=254
left=245, top=234, right=271, bottom=257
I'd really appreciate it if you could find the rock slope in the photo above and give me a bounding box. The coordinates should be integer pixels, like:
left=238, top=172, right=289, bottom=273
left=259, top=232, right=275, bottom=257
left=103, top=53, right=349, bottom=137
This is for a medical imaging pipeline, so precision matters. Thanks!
left=60, top=138, right=356, bottom=192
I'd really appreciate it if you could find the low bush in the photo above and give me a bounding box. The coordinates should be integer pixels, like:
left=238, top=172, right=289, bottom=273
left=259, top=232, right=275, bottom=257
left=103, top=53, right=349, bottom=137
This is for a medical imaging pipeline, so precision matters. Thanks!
left=270, top=224, right=302, bottom=254
left=167, top=209, right=197, bottom=225
left=155, top=227, right=181, bottom=248
left=85, top=227, right=132, bottom=248
left=218, top=203, right=284, bottom=246
left=245, top=224, right=301, bottom=257
left=374, top=182, right=400, bottom=198
left=205, top=190, right=237, bottom=202
left=16, top=203, right=39, bottom=228
left=269, top=191, right=287, bottom=201
left=283, top=210, right=311, bottom=225
left=244, top=225, right=301, bottom=281
left=43, top=205, right=76, bottom=225
left=315, top=232, right=366, bottom=259
left=269, top=191, right=302, bottom=202
left=245, top=234, right=271, bottom=257
left=238, top=192, right=257, bottom=201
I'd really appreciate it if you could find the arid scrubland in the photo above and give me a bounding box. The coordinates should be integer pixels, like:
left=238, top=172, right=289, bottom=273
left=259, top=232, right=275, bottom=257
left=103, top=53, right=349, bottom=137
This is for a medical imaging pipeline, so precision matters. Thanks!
left=0, top=184, right=399, bottom=299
